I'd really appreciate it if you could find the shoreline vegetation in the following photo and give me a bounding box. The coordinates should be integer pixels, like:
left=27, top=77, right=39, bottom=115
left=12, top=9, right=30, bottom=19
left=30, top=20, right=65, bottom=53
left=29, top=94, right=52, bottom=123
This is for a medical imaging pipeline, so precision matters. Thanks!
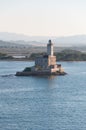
left=0, top=49, right=86, bottom=61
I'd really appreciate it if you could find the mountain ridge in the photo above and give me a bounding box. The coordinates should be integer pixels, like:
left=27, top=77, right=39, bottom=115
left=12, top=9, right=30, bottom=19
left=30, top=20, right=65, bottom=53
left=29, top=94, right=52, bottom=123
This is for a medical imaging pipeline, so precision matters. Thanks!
left=0, top=32, right=86, bottom=46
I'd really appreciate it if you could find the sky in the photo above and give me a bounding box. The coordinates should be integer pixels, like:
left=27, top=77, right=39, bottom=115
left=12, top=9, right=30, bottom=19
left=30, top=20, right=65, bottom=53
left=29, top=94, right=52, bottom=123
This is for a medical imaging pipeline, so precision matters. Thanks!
left=0, top=0, right=86, bottom=36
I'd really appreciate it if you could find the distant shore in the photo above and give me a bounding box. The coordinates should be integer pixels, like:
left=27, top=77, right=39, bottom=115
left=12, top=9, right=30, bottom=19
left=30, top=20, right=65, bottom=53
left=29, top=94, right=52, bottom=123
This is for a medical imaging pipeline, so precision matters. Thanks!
left=0, top=58, right=86, bottom=62
left=0, top=49, right=86, bottom=61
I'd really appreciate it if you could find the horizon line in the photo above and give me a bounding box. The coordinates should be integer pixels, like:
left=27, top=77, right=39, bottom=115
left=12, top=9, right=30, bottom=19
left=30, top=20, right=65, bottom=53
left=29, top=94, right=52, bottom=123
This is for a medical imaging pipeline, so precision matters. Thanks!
left=0, top=31, right=86, bottom=38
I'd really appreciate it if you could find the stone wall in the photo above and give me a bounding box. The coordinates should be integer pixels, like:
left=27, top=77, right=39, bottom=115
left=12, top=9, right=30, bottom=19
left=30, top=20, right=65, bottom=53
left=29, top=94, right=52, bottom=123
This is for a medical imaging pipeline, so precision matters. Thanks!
left=35, top=56, right=48, bottom=69
left=48, top=56, right=56, bottom=66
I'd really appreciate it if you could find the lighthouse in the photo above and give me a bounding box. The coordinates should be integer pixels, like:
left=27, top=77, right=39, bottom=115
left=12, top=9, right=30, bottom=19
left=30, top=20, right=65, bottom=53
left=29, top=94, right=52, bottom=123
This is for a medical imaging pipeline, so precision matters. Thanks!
left=16, top=39, right=66, bottom=76
left=47, top=40, right=54, bottom=56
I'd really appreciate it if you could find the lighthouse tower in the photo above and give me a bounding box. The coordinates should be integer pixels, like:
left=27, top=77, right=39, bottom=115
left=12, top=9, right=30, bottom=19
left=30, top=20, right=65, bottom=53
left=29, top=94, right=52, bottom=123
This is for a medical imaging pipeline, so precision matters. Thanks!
left=47, top=40, right=54, bottom=56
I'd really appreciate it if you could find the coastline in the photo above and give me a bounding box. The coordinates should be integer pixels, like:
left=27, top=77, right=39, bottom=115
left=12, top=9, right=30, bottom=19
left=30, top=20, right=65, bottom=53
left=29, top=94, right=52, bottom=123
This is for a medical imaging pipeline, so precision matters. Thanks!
left=0, top=58, right=86, bottom=62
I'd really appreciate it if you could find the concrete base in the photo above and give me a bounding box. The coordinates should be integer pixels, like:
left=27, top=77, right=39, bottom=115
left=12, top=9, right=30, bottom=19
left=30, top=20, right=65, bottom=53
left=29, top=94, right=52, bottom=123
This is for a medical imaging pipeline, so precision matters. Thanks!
left=15, top=71, right=67, bottom=76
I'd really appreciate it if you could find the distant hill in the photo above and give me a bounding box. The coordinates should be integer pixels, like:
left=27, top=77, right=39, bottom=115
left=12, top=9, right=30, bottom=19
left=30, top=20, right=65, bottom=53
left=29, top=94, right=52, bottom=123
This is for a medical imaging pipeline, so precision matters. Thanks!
left=0, top=39, right=86, bottom=61
left=0, top=32, right=52, bottom=43
left=0, top=32, right=86, bottom=46
left=0, top=40, right=32, bottom=47
left=29, top=50, right=86, bottom=61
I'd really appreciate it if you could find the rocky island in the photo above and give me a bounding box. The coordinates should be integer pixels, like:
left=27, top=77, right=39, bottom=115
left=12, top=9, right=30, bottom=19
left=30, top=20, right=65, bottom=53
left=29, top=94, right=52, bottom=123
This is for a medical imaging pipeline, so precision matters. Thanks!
left=16, top=40, right=66, bottom=76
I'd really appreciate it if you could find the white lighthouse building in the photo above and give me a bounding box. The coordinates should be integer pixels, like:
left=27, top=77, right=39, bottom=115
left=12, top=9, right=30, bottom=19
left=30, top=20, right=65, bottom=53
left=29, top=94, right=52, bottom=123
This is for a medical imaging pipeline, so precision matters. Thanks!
left=47, top=40, right=54, bottom=56
left=34, top=40, right=63, bottom=73
left=16, top=40, right=65, bottom=76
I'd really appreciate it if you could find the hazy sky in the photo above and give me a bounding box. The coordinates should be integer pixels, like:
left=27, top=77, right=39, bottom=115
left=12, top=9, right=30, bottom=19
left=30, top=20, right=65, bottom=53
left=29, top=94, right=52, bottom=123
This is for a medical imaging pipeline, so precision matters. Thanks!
left=0, top=0, right=86, bottom=36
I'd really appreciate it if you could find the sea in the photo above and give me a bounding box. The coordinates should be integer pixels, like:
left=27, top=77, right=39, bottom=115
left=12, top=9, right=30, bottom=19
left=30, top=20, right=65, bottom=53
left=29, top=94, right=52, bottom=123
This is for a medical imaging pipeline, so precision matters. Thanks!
left=0, top=61, right=86, bottom=130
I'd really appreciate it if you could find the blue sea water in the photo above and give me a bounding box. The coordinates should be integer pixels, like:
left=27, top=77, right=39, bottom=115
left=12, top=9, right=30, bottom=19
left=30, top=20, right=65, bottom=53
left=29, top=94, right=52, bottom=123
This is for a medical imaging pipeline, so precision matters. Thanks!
left=0, top=61, right=86, bottom=130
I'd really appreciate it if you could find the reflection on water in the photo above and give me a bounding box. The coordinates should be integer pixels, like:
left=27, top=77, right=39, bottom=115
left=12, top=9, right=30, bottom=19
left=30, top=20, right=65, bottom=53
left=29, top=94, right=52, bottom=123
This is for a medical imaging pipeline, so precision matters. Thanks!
left=48, top=75, right=56, bottom=79
left=0, top=61, right=86, bottom=130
